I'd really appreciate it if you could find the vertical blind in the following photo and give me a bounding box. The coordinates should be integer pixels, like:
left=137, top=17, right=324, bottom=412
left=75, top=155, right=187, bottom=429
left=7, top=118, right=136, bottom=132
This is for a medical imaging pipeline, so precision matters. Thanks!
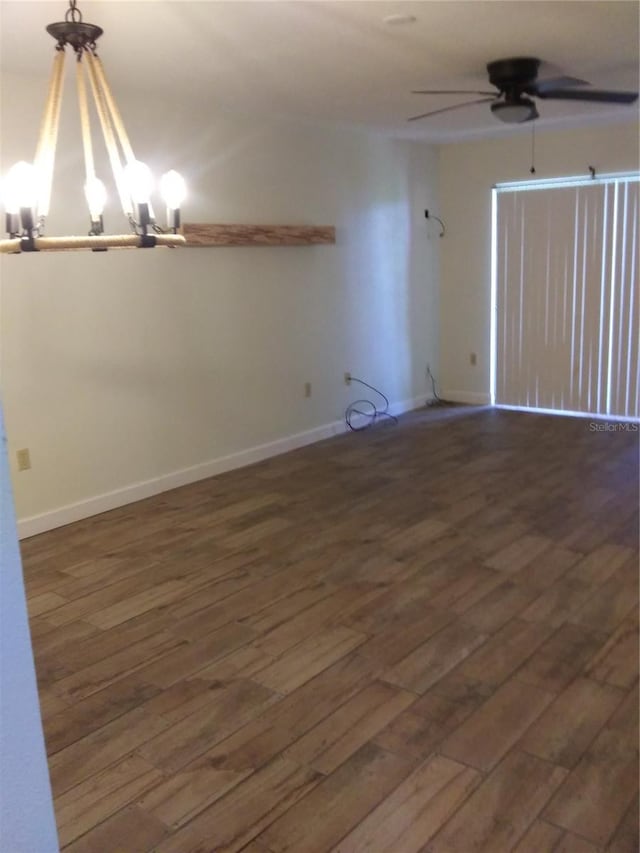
left=494, top=176, right=639, bottom=418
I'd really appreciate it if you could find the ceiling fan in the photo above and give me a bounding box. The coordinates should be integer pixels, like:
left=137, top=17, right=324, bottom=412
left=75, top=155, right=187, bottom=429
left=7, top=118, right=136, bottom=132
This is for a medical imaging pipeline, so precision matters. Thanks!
left=409, top=57, right=639, bottom=124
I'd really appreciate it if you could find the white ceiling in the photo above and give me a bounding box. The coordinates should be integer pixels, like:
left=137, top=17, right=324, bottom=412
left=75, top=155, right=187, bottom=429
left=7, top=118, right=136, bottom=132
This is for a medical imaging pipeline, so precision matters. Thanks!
left=1, top=0, right=638, bottom=142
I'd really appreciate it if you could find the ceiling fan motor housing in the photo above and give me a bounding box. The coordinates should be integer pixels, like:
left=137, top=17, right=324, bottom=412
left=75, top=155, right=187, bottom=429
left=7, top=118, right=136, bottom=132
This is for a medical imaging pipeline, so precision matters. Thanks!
left=487, top=57, right=542, bottom=94
left=487, top=58, right=541, bottom=122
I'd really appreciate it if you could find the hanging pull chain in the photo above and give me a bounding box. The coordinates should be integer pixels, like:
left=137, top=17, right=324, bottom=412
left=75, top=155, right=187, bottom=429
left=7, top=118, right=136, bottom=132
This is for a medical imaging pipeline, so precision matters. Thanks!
left=530, top=121, right=536, bottom=175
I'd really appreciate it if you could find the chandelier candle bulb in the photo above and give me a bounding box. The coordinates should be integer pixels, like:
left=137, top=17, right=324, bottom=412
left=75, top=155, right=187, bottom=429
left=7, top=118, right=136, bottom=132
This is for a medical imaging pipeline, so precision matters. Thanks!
left=165, top=206, right=179, bottom=232
left=160, top=170, right=186, bottom=231
left=5, top=213, right=19, bottom=239
left=136, top=203, right=151, bottom=231
left=124, top=160, right=154, bottom=205
left=84, top=177, right=107, bottom=220
left=123, top=160, right=154, bottom=231
left=160, top=171, right=187, bottom=210
left=3, top=162, right=39, bottom=213
left=1, top=174, right=19, bottom=216
left=2, top=162, right=41, bottom=247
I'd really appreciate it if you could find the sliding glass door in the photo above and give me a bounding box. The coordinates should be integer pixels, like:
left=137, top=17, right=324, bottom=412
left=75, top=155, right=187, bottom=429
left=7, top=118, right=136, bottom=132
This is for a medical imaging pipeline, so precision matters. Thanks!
left=492, top=175, right=639, bottom=418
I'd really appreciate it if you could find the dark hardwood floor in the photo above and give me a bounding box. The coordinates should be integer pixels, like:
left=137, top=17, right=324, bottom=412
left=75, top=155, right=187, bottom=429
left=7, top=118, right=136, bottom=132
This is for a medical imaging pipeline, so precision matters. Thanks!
left=21, top=405, right=639, bottom=852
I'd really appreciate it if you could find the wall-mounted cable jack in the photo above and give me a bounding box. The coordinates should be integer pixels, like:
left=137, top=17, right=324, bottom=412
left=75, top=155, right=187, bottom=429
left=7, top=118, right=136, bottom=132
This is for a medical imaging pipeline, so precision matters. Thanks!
left=424, top=210, right=445, bottom=237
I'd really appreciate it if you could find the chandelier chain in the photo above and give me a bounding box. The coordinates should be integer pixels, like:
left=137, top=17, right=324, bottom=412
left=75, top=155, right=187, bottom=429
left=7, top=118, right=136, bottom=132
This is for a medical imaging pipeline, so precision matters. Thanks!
left=65, top=0, right=82, bottom=24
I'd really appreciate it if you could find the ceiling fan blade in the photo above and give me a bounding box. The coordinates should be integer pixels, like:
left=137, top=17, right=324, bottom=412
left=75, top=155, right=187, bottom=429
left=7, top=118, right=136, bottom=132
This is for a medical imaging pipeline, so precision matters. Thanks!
left=408, top=97, right=497, bottom=122
left=532, top=75, right=590, bottom=94
left=535, top=88, right=638, bottom=104
left=412, top=89, right=497, bottom=96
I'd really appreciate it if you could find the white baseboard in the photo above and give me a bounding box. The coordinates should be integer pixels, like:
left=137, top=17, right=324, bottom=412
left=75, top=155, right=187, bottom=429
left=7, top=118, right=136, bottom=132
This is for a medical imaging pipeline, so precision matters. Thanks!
left=441, top=390, right=491, bottom=405
left=17, top=394, right=429, bottom=540
left=393, top=394, right=432, bottom=415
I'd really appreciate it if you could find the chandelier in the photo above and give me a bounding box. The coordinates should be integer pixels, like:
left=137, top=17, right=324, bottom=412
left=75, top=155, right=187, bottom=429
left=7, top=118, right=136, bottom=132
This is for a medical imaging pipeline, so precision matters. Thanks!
left=0, top=0, right=186, bottom=254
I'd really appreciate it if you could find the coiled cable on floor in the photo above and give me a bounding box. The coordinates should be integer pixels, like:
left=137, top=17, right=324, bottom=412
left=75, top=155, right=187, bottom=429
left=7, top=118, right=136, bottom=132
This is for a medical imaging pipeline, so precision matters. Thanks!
left=345, top=376, right=398, bottom=432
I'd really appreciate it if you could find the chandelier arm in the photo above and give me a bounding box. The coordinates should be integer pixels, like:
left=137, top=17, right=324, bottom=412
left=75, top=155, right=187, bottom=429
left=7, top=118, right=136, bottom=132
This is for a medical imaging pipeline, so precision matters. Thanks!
left=76, top=53, right=95, bottom=182
left=89, top=52, right=135, bottom=165
left=34, top=50, right=65, bottom=175
left=38, top=49, right=66, bottom=221
left=83, top=48, right=131, bottom=218
left=0, top=233, right=186, bottom=254
left=35, top=49, right=66, bottom=221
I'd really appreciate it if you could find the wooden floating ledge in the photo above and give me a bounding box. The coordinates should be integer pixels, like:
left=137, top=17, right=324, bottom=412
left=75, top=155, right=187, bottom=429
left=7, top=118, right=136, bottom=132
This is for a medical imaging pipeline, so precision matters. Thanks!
left=182, top=223, right=336, bottom=247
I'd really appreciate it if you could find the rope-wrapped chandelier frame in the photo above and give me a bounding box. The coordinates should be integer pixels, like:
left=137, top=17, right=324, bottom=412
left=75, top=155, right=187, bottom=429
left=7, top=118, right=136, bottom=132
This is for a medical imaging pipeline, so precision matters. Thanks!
left=1, top=0, right=186, bottom=254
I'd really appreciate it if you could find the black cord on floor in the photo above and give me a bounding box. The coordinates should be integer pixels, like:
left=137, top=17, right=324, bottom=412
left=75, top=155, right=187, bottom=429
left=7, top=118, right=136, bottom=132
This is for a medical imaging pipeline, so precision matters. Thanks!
left=345, top=377, right=399, bottom=432
left=426, top=366, right=442, bottom=403
left=425, top=366, right=456, bottom=407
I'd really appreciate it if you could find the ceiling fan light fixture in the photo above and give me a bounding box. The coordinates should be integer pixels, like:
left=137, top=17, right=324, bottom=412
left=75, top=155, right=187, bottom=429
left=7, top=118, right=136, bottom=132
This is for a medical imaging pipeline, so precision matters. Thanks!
left=491, top=97, right=539, bottom=124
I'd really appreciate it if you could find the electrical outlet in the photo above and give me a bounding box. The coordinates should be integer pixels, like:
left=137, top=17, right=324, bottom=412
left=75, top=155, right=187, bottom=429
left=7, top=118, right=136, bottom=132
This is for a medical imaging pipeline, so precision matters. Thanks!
left=470, top=352, right=477, bottom=366
left=16, top=448, right=31, bottom=471
left=344, top=371, right=352, bottom=385
left=304, top=382, right=312, bottom=398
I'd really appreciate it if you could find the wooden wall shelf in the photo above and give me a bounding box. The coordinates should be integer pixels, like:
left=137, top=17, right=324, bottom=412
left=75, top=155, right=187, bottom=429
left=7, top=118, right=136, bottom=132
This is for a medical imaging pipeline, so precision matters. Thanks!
left=182, top=223, right=336, bottom=247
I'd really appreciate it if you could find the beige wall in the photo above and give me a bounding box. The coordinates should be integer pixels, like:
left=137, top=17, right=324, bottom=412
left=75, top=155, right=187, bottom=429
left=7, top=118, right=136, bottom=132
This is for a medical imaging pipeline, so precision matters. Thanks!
left=439, top=120, right=640, bottom=402
left=0, top=73, right=440, bottom=532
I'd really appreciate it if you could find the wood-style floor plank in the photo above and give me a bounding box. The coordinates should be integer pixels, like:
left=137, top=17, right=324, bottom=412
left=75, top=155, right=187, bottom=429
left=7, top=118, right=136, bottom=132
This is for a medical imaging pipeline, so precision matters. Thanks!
left=568, top=562, right=638, bottom=633
left=554, top=833, right=602, bottom=853
left=284, top=680, right=415, bottom=774
left=197, top=653, right=380, bottom=776
left=586, top=609, right=639, bottom=690
left=20, top=406, right=638, bottom=852
left=606, top=797, right=639, bottom=853
left=48, top=706, right=171, bottom=797
left=458, top=580, right=537, bottom=633
left=427, top=750, right=568, bottom=853
left=357, top=606, right=454, bottom=669
left=64, top=804, right=169, bottom=853
left=257, top=744, right=415, bottom=853
left=54, top=756, right=163, bottom=847
left=153, top=756, right=322, bottom=853
left=511, top=820, right=564, bottom=853
left=43, top=673, right=161, bottom=755
left=330, top=754, right=480, bottom=853
left=373, top=687, right=486, bottom=761
left=138, top=679, right=279, bottom=772
left=454, top=617, right=554, bottom=688
left=383, top=619, right=487, bottom=693
left=515, top=622, right=608, bottom=694
left=543, top=686, right=639, bottom=847
left=439, top=678, right=554, bottom=771
left=252, top=626, right=366, bottom=694
left=520, top=676, right=625, bottom=768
